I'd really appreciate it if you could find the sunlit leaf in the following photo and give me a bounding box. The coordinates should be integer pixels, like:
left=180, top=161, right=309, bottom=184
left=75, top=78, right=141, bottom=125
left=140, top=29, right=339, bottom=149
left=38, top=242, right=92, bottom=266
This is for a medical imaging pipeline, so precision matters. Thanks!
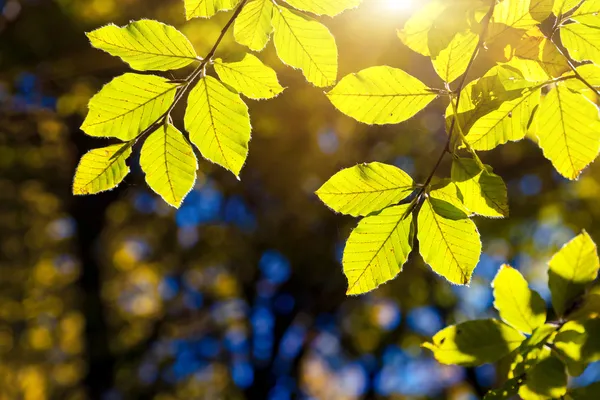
left=81, top=74, right=178, bottom=141
left=507, top=32, right=569, bottom=81
left=553, top=0, right=584, bottom=16
left=484, top=377, right=522, bottom=400
left=343, top=204, right=414, bottom=295
left=492, top=265, right=546, bottom=334
left=326, top=66, right=437, bottom=125
left=214, top=54, right=284, bottom=100
left=272, top=6, right=337, bottom=87
left=140, top=123, right=197, bottom=208
left=465, top=86, right=541, bottom=151
left=488, top=0, right=553, bottom=42
left=282, top=0, right=362, bottom=16
left=233, top=0, right=274, bottom=51
left=429, top=180, right=469, bottom=213
left=417, top=196, right=481, bottom=285
left=535, top=84, right=600, bottom=180
left=185, top=0, right=241, bottom=19
left=561, top=23, right=600, bottom=65
left=86, top=20, right=198, bottom=71
left=184, top=76, right=251, bottom=177
left=72, top=144, right=131, bottom=195
left=570, top=0, right=600, bottom=27
left=316, top=162, right=414, bottom=217
left=564, top=64, right=600, bottom=92
left=548, top=231, right=599, bottom=317
left=554, top=318, right=600, bottom=376
left=451, top=157, right=508, bottom=218
left=430, top=30, right=479, bottom=84
left=518, top=351, right=567, bottom=400
left=423, top=319, right=525, bottom=366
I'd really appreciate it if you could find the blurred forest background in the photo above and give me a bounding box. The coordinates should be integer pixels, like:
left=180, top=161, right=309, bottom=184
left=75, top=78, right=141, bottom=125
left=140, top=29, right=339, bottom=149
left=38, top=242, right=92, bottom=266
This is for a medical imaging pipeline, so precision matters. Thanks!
left=1, top=0, right=600, bottom=399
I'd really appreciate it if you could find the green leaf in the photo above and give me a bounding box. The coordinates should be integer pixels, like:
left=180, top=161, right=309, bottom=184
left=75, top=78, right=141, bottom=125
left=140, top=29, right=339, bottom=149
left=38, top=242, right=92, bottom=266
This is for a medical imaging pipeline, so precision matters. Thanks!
left=429, top=180, right=469, bottom=213
left=315, top=162, right=414, bottom=217
left=465, top=86, right=540, bottom=151
left=484, top=377, right=522, bottom=400
left=451, top=157, right=509, bottom=218
left=72, top=144, right=131, bottom=195
left=492, top=264, right=546, bottom=334
left=568, top=382, right=600, bottom=400
left=185, top=0, right=241, bottom=19
left=417, top=196, right=481, bottom=285
left=398, top=0, right=448, bottom=56
left=518, top=352, right=567, bottom=400
left=535, top=84, right=600, bottom=180
left=564, top=64, right=600, bottom=92
left=554, top=318, right=600, bottom=376
left=561, top=23, right=600, bottom=65
left=342, top=204, right=414, bottom=295
left=233, top=0, right=274, bottom=51
left=326, top=66, right=437, bottom=125
left=488, top=0, right=553, bottom=42
left=140, top=123, right=197, bottom=208
left=282, top=0, right=362, bottom=16
left=272, top=6, right=337, bottom=87
left=507, top=32, right=569, bottom=81
left=548, top=231, right=599, bottom=317
left=570, top=0, right=600, bottom=27
left=553, top=0, right=583, bottom=16
left=431, top=30, right=479, bottom=84
left=423, top=319, right=525, bottom=366
left=184, top=76, right=251, bottom=177
left=214, top=54, right=284, bottom=100
left=81, top=73, right=178, bottom=141
left=86, top=20, right=198, bottom=71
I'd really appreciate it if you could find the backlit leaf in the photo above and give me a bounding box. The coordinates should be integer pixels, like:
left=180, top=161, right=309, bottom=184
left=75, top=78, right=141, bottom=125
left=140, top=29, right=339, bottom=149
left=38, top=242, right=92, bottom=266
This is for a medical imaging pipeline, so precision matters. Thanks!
left=548, top=231, right=599, bottom=317
left=233, top=0, right=274, bottom=51
left=282, top=0, right=362, bottom=16
left=185, top=0, right=241, bottom=19
left=535, top=84, right=600, bottom=180
left=398, top=0, right=449, bottom=56
left=326, top=66, right=437, bottom=125
left=451, top=157, right=509, bottom=218
left=86, top=20, right=198, bottom=71
left=214, top=54, right=284, bottom=100
left=507, top=32, right=569, bottom=81
left=272, top=6, right=337, bottom=87
left=140, top=123, right=197, bottom=208
left=316, top=162, right=414, bottom=217
left=570, top=0, right=600, bottom=27
left=554, top=318, right=600, bottom=376
left=431, top=30, right=479, bottom=84
left=81, top=74, right=178, bottom=141
left=184, top=76, right=251, bottom=177
left=73, top=144, right=131, bottom=195
left=561, top=23, right=600, bottom=65
left=488, top=0, right=553, bottom=42
left=492, top=265, right=546, bottom=334
left=423, top=319, right=525, bottom=366
left=518, top=352, right=567, bottom=400
left=343, top=204, right=414, bottom=295
left=417, top=196, right=481, bottom=285
left=553, top=0, right=584, bottom=16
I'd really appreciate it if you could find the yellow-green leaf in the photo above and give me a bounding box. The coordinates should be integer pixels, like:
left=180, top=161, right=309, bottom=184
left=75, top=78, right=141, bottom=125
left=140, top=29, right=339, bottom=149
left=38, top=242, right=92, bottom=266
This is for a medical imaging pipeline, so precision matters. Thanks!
left=569, top=382, right=600, bottom=400
left=564, top=64, right=600, bottom=92
left=431, top=30, right=479, bottom=84
left=72, top=144, right=131, bottom=195
left=282, top=0, right=362, bottom=16
left=342, top=204, right=414, bottom=295
left=214, top=54, right=284, bottom=100
left=548, top=231, right=599, bottom=317
left=184, top=76, right=251, bottom=177
left=554, top=318, right=600, bottom=376
left=535, top=84, right=600, bottom=180
left=398, top=0, right=448, bottom=56
left=423, top=319, right=525, bottom=366
left=315, top=162, right=414, bottom=217
left=488, top=0, right=553, bottom=42
left=326, top=66, right=437, bottom=125
left=492, top=264, right=546, bottom=334
left=553, top=0, right=583, bottom=16
left=233, top=0, right=274, bottom=51
left=272, top=6, right=337, bottom=87
left=417, top=196, right=481, bottom=285
left=140, top=124, right=197, bottom=208
left=561, top=23, right=600, bottom=65
left=185, top=0, right=240, bottom=19
left=86, top=20, right=198, bottom=71
left=429, top=180, right=469, bottom=213
left=570, top=0, right=600, bottom=27
left=81, top=74, right=178, bottom=141
left=451, top=157, right=509, bottom=218
left=507, top=32, right=569, bottom=81
left=518, top=352, right=567, bottom=400
left=465, top=86, right=541, bottom=151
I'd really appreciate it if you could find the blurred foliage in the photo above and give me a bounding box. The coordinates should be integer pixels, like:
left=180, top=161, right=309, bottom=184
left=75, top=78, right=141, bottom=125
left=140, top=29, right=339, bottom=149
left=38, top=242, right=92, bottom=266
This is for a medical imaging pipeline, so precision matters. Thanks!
left=1, top=0, right=600, bottom=399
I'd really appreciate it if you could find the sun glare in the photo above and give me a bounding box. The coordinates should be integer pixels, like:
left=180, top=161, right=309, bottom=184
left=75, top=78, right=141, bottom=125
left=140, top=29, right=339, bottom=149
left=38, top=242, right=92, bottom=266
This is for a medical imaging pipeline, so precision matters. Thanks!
left=383, top=0, right=415, bottom=11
